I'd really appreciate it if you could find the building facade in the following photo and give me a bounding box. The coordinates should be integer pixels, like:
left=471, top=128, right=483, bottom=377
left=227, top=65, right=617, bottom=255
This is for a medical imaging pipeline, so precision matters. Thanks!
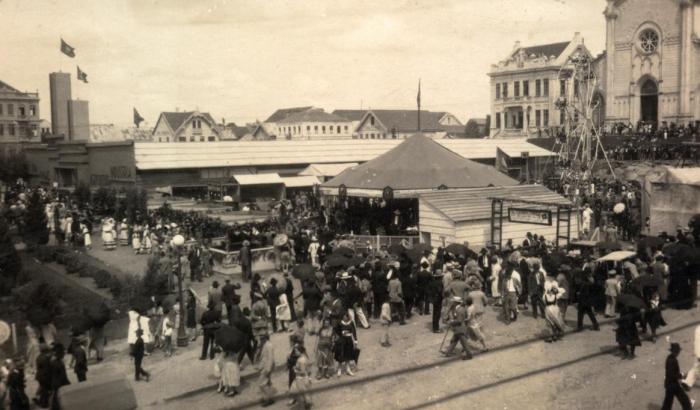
left=262, top=106, right=313, bottom=139
left=0, top=80, right=41, bottom=145
left=152, top=111, right=220, bottom=142
left=354, top=110, right=462, bottom=139
left=276, top=108, right=352, bottom=140
left=599, top=0, right=700, bottom=127
left=488, top=33, right=593, bottom=137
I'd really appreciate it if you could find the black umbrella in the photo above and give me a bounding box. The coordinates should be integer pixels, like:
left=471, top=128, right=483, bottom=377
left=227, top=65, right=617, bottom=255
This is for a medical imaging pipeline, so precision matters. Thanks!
left=618, top=293, right=647, bottom=310
left=404, top=248, right=422, bottom=264
left=638, top=236, right=666, bottom=250
left=445, top=243, right=468, bottom=257
left=663, top=242, right=692, bottom=257
left=327, top=255, right=353, bottom=268
left=388, top=243, right=405, bottom=256
left=291, top=263, right=316, bottom=282
left=630, top=275, right=664, bottom=292
left=215, top=325, right=246, bottom=353
left=412, top=243, right=433, bottom=255
left=332, top=246, right=355, bottom=257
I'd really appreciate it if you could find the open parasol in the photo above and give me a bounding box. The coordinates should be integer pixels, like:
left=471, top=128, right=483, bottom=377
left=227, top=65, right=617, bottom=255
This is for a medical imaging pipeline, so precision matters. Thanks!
left=617, top=293, right=647, bottom=310
left=215, top=325, right=246, bottom=353
left=332, top=246, right=355, bottom=257
left=337, top=239, right=355, bottom=249
left=444, top=243, right=468, bottom=257
left=291, top=264, right=316, bottom=282
left=273, top=234, right=289, bottom=247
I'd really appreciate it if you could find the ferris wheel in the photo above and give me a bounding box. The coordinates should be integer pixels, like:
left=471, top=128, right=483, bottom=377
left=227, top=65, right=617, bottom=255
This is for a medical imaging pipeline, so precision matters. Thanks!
left=553, top=48, right=615, bottom=184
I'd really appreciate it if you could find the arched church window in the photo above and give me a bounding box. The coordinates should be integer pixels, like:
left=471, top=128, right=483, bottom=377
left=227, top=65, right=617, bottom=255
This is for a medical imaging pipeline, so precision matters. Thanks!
left=638, top=29, right=659, bottom=53
left=640, top=79, right=658, bottom=95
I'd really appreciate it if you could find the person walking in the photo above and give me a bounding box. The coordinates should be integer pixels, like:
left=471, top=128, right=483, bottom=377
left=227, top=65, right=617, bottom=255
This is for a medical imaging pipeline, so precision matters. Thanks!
left=662, top=343, right=692, bottom=410
left=291, top=345, right=313, bottom=409
left=257, top=334, right=276, bottom=407
left=604, top=270, right=621, bottom=318
left=266, top=278, right=282, bottom=332
left=465, top=296, right=487, bottom=352
left=528, top=262, right=546, bottom=320
left=199, top=302, right=222, bottom=360
left=316, top=318, right=335, bottom=379
left=388, top=270, right=406, bottom=325
left=240, top=240, right=253, bottom=281
left=441, top=296, right=473, bottom=360
left=430, top=269, right=445, bottom=333
left=576, top=272, right=600, bottom=331
left=334, top=313, right=358, bottom=377
left=221, top=279, right=241, bottom=320
left=132, top=330, right=150, bottom=382
left=502, top=266, right=521, bottom=324
left=683, top=324, right=700, bottom=389
left=72, top=340, right=87, bottom=382
left=49, top=344, right=70, bottom=410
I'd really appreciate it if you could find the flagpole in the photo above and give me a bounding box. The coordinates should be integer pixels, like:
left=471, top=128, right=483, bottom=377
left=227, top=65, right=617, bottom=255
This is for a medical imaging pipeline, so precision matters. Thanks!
left=417, top=78, right=421, bottom=132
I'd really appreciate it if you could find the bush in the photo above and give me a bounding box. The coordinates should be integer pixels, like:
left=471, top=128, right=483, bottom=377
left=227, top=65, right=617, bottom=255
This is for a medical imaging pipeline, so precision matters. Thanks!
left=108, top=275, right=123, bottom=298
left=0, top=216, right=22, bottom=295
left=65, top=254, right=86, bottom=274
left=35, top=245, right=56, bottom=263
left=54, top=247, right=71, bottom=265
left=13, top=281, right=62, bottom=326
left=92, top=269, right=112, bottom=289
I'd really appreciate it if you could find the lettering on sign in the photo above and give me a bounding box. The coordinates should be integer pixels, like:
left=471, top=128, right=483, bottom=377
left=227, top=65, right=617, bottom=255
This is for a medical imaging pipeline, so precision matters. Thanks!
left=508, top=207, right=552, bottom=226
left=109, top=166, right=132, bottom=180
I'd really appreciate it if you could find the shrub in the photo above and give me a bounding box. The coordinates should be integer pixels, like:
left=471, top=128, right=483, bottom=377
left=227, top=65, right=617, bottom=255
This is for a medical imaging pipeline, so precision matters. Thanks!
left=65, top=254, right=86, bottom=274
left=24, top=190, right=49, bottom=246
left=54, top=247, right=71, bottom=265
left=0, top=216, right=21, bottom=295
left=13, top=281, right=62, bottom=327
left=108, top=275, right=123, bottom=298
left=92, top=269, right=112, bottom=289
left=35, top=245, right=56, bottom=263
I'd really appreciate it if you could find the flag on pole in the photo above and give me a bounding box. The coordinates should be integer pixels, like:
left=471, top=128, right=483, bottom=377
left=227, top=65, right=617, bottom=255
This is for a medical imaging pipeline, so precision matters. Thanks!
left=133, top=108, right=145, bottom=128
left=60, top=38, right=75, bottom=57
left=77, top=66, right=88, bottom=83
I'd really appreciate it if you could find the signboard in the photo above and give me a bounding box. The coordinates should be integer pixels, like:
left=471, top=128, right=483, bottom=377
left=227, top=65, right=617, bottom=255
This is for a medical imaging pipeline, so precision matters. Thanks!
left=508, top=207, right=552, bottom=226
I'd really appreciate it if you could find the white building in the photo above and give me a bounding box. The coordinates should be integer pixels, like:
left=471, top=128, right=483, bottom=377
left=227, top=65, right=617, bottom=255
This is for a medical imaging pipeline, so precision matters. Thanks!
left=152, top=111, right=220, bottom=142
left=275, top=108, right=352, bottom=140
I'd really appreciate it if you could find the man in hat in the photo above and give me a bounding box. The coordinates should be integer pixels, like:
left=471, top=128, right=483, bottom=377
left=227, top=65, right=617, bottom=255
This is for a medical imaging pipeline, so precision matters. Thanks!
left=416, top=261, right=432, bottom=315
left=430, top=269, right=445, bottom=333
left=200, top=301, right=222, bottom=360
left=663, top=343, right=692, bottom=410
left=388, top=268, right=406, bottom=325
left=441, top=296, right=473, bottom=360
left=132, top=329, right=150, bottom=382
left=222, top=279, right=242, bottom=322
left=528, top=262, right=546, bottom=320
left=33, top=342, right=52, bottom=407
left=576, top=272, right=600, bottom=332
left=240, top=240, right=252, bottom=281
left=49, top=343, right=70, bottom=408
left=72, top=338, right=88, bottom=382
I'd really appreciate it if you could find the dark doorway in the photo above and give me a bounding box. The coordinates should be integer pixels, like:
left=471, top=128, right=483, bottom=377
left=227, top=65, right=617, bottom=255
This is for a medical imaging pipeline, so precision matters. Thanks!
left=640, top=78, right=658, bottom=124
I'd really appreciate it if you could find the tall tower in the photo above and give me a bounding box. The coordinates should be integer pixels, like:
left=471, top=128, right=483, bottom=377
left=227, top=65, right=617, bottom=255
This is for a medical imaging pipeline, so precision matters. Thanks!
left=49, top=72, right=71, bottom=138
left=68, top=100, right=90, bottom=141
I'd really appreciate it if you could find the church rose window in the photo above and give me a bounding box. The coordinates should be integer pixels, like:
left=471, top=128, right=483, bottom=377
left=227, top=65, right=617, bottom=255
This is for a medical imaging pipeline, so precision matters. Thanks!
left=638, top=29, right=659, bottom=53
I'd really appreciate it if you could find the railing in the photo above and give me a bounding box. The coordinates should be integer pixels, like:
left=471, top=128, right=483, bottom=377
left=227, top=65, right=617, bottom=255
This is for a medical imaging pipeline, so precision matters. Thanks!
left=209, top=246, right=276, bottom=270
left=344, top=234, right=419, bottom=255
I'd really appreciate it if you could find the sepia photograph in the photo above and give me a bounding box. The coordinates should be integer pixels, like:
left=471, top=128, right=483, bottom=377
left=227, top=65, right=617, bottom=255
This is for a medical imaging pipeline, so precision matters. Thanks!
left=1, top=0, right=700, bottom=409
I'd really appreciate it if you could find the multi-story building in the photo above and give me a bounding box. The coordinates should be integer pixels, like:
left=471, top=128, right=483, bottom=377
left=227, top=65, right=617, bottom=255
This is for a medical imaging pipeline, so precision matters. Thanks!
left=0, top=80, right=41, bottom=145
left=488, top=33, right=593, bottom=137
left=152, top=111, right=220, bottom=142
left=276, top=108, right=352, bottom=140
left=354, top=110, right=462, bottom=139
left=598, top=0, right=700, bottom=127
left=262, top=106, right=313, bottom=139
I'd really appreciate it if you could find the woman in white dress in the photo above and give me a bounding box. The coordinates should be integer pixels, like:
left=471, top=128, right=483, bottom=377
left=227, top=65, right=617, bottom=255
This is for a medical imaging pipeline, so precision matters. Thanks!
left=543, top=273, right=566, bottom=343
left=102, top=219, right=116, bottom=250
left=141, top=226, right=152, bottom=254
left=81, top=223, right=91, bottom=250
left=489, top=255, right=502, bottom=305
left=118, top=219, right=130, bottom=246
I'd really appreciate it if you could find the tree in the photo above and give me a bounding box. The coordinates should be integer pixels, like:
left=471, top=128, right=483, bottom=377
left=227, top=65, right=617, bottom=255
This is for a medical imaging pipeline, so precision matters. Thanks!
left=464, top=119, right=482, bottom=138
left=24, top=190, right=49, bottom=246
left=142, top=256, right=169, bottom=297
left=13, top=281, right=62, bottom=326
left=93, top=187, right=117, bottom=216
left=0, top=216, right=22, bottom=295
left=484, top=115, right=491, bottom=137
left=74, top=182, right=92, bottom=209
left=0, top=151, right=29, bottom=184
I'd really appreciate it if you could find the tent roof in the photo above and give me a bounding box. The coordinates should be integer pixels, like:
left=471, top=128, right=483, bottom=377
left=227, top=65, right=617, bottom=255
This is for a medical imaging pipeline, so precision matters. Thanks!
left=280, top=175, right=321, bottom=188
left=322, top=134, right=517, bottom=190
left=299, top=163, right=358, bottom=177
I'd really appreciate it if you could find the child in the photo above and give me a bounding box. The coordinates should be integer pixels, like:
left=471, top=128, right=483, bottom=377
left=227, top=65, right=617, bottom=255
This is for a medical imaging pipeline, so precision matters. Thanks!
left=162, top=311, right=173, bottom=357
left=73, top=340, right=88, bottom=382
left=646, top=291, right=666, bottom=343
left=379, top=302, right=392, bottom=347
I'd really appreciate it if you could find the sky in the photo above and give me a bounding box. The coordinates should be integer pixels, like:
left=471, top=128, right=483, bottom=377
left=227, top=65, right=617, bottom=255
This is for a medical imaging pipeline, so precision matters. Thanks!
left=0, top=0, right=607, bottom=128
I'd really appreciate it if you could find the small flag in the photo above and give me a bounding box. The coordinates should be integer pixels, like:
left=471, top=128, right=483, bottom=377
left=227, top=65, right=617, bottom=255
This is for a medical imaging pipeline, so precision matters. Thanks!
left=60, top=38, right=75, bottom=57
left=77, top=66, right=88, bottom=83
left=133, top=108, right=145, bottom=128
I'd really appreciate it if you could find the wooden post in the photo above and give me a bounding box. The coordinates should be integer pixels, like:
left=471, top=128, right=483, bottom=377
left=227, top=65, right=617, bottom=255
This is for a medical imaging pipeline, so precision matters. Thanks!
left=11, top=323, right=17, bottom=355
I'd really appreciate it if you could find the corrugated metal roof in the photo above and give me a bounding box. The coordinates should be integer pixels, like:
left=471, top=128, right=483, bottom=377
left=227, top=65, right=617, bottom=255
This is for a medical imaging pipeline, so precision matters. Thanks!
left=132, top=138, right=553, bottom=170
left=420, top=185, right=572, bottom=222
left=280, top=175, right=321, bottom=188
left=233, top=173, right=283, bottom=186
left=299, top=163, right=358, bottom=177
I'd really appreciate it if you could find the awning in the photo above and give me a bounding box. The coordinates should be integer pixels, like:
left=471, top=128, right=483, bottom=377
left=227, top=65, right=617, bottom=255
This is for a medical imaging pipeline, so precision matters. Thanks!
left=280, top=175, right=321, bottom=188
left=232, top=173, right=283, bottom=186
left=596, top=251, right=636, bottom=262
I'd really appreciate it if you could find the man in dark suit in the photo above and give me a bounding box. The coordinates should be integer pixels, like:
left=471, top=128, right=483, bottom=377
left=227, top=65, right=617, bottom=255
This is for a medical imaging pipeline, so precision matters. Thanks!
left=199, top=301, right=222, bottom=360
left=662, top=343, right=692, bottom=410
left=528, top=262, right=546, bottom=319
left=429, top=269, right=444, bottom=333
left=233, top=307, right=256, bottom=366
left=477, top=249, right=491, bottom=294
left=416, top=262, right=432, bottom=315
left=518, top=254, right=531, bottom=309
left=240, top=240, right=253, bottom=282
left=221, top=279, right=241, bottom=320
left=576, top=273, right=600, bottom=331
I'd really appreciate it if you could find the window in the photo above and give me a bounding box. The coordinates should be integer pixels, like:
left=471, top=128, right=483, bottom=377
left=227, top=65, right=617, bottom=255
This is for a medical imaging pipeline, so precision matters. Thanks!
left=0, top=124, right=3, bottom=135
left=30, top=105, right=36, bottom=116
left=639, top=29, right=659, bottom=53
left=200, top=136, right=205, bottom=142
left=192, top=119, right=200, bottom=129
left=9, top=124, right=15, bottom=136
left=574, top=79, right=579, bottom=96
left=559, top=109, right=565, bottom=125
left=560, top=80, right=566, bottom=96
left=523, top=80, right=529, bottom=97
left=314, top=125, right=318, bottom=134
left=502, top=83, right=508, bottom=98
left=167, top=137, right=171, bottom=142
left=307, top=125, right=310, bottom=132
left=514, top=81, right=520, bottom=97
left=496, top=83, right=501, bottom=99
left=370, top=116, right=375, bottom=126
left=535, top=110, right=541, bottom=127
left=535, top=79, right=541, bottom=97
left=208, top=136, right=216, bottom=141
left=495, top=113, right=501, bottom=128
left=543, top=79, right=549, bottom=96
left=18, top=106, right=25, bottom=116
left=7, top=104, right=13, bottom=116
left=189, top=136, right=195, bottom=142
left=543, top=109, right=549, bottom=126
left=337, top=125, right=341, bottom=133
left=158, top=137, right=161, bottom=142
left=329, top=126, right=333, bottom=134
left=322, top=125, right=326, bottom=133
left=344, top=125, right=348, bottom=132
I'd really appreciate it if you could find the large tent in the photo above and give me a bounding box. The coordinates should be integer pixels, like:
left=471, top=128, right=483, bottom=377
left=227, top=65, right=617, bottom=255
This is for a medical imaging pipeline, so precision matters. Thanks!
left=320, top=133, right=518, bottom=198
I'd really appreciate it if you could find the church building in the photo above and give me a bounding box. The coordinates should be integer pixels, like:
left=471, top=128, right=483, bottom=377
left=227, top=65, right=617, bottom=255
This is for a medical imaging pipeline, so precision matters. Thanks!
left=599, top=0, right=700, bottom=127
